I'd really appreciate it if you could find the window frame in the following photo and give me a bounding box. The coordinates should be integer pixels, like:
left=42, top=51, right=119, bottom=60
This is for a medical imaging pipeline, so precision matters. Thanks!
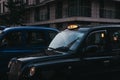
left=84, top=30, right=107, bottom=57
left=25, top=30, right=47, bottom=47
left=1, top=30, right=24, bottom=48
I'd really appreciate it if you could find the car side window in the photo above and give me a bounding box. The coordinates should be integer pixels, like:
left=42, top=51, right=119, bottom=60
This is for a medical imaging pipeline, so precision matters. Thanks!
left=85, top=30, right=106, bottom=56
left=26, top=31, right=46, bottom=46
left=2, top=31, right=23, bottom=47
left=48, top=31, right=58, bottom=44
left=110, top=30, right=120, bottom=50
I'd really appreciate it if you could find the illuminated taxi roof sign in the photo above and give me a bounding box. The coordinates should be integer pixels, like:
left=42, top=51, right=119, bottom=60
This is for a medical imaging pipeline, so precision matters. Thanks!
left=67, top=25, right=79, bottom=29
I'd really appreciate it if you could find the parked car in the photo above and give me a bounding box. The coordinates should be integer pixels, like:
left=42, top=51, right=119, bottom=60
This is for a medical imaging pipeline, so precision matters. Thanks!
left=8, top=24, right=120, bottom=80
left=0, top=26, right=59, bottom=79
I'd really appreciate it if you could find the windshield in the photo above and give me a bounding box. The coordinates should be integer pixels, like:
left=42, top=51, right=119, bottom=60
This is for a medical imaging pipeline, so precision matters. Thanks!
left=48, top=29, right=85, bottom=51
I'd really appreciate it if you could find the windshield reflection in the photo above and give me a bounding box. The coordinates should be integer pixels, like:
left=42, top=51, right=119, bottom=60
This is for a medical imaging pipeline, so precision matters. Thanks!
left=48, top=30, right=85, bottom=51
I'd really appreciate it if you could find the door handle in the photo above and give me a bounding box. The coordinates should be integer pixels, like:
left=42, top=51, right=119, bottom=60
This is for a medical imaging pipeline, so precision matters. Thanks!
left=103, top=60, right=110, bottom=63
left=103, top=60, right=110, bottom=66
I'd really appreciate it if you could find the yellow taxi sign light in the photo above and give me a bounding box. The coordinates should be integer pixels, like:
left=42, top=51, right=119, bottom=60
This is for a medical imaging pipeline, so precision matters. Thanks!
left=67, top=25, right=79, bottom=29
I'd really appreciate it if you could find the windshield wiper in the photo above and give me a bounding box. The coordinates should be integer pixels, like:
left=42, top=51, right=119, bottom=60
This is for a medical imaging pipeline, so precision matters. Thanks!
left=55, top=46, right=69, bottom=51
left=48, top=46, right=69, bottom=51
left=66, top=38, right=79, bottom=48
left=48, top=38, right=79, bottom=52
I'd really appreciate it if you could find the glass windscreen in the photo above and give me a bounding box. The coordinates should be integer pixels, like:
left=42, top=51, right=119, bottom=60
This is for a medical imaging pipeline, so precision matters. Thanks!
left=48, top=30, right=85, bottom=51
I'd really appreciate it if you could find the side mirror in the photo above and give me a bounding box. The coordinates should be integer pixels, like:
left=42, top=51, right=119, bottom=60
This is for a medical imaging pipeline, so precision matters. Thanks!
left=86, top=45, right=98, bottom=53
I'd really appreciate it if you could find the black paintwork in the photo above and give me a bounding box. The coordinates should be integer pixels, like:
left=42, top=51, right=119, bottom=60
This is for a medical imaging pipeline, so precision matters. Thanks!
left=8, top=25, right=120, bottom=80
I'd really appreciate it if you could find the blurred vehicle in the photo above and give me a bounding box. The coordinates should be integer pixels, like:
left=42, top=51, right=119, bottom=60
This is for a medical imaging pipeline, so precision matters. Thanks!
left=0, top=26, right=59, bottom=79
left=0, top=26, right=7, bottom=30
left=8, top=24, right=120, bottom=80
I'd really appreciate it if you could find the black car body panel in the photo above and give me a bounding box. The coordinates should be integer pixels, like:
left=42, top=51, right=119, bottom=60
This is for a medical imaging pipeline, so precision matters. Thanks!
left=8, top=25, right=120, bottom=80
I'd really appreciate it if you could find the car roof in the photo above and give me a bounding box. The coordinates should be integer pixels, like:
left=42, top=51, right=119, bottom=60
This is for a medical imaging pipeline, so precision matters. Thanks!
left=75, top=25, right=120, bottom=32
left=3, top=26, right=59, bottom=32
left=90, top=25, right=120, bottom=29
left=64, top=25, right=120, bottom=33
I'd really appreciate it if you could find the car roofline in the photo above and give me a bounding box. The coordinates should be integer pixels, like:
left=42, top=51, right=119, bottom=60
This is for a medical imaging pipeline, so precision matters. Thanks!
left=3, top=26, right=59, bottom=32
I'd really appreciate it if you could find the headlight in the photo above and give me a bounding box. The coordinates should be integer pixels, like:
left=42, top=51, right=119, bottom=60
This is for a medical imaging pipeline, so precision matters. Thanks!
left=29, top=67, right=36, bottom=76
left=8, top=57, right=17, bottom=68
left=8, top=61, right=12, bottom=68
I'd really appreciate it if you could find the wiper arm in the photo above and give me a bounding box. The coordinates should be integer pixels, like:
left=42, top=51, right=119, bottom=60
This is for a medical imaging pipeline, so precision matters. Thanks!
left=48, top=46, right=69, bottom=51
left=48, top=38, right=79, bottom=51
left=66, top=38, right=79, bottom=48
left=48, top=47, right=56, bottom=51
left=55, top=46, right=69, bottom=51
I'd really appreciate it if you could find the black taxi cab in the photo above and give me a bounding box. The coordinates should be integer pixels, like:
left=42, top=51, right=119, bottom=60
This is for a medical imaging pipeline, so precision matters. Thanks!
left=8, top=25, right=120, bottom=80
left=0, top=26, right=59, bottom=79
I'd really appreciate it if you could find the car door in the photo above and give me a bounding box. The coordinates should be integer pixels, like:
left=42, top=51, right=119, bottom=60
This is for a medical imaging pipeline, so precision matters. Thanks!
left=24, top=29, right=58, bottom=56
left=23, top=30, right=47, bottom=56
left=79, top=30, right=112, bottom=75
left=0, top=30, right=25, bottom=72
